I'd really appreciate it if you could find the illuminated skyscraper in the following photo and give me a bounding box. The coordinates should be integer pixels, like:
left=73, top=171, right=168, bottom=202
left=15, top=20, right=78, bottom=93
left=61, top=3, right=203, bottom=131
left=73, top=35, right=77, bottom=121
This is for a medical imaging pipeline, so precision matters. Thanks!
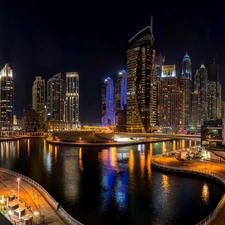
left=32, top=76, right=46, bottom=123
left=194, top=64, right=208, bottom=128
left=158, top=65, right=182, bottom=133
left=207, top=81, right=217, bottom=119
left=126, top=25, right=157, bottom=133
left=115, top=70, right=127, bottom=131
left=180, top=52, right=192, bottom=132
left=181, top=52, right=192, bottom=80
left=101, top=77, right=115, bottom=127
left=209, top=57, right=221, bottom=118
left=65, top=72, right=79, bottom=127
left=47, top=73, right=65, bottom=121
left=0, top=63, right=14, bottom=124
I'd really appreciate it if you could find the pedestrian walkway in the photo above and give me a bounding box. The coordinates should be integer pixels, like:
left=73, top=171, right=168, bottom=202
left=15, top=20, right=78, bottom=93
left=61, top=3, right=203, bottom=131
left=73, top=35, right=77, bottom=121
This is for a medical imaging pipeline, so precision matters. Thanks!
left=0, top=169, right=83, bottom=225
left=151, top=151, right=225, bottom=225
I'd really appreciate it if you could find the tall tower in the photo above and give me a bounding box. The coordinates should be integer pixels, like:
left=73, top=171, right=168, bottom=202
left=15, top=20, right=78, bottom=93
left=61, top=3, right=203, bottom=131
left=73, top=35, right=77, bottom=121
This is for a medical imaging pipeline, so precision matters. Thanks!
left=158, top=64, right=182, bottom=133
left=209, top=57, right=221, bottom=118
left=180, top=52, right=192, bottom=132
left=0, top=63, right=14, bottom=124
left=181, top=52, right=192, bottom=80
left=47, top=73, right=65, bottom=121
left=126, top=25, right=157, bottom=133
left=32, top=76, right=46, bottom=123
left=194, top=64, right=208, bottom=128
left=65, top=72, right=79, bottom=127
left=101, top=77, right=115, bottom=127
left=115, top=70, right=127, bottom=131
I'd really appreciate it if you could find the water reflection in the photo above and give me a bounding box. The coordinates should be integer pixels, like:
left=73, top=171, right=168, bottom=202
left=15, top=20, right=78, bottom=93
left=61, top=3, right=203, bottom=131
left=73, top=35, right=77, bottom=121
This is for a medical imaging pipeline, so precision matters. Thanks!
left=201, top=183, right=210, bottom=204
left=0, top=139, right=223, bottom=225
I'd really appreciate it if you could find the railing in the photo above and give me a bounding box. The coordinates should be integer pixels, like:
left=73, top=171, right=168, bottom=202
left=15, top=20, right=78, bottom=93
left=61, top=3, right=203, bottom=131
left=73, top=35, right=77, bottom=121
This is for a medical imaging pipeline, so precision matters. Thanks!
left=0, top=168, right=84, bottom=225
left=151, top=155, right=225, bottom=225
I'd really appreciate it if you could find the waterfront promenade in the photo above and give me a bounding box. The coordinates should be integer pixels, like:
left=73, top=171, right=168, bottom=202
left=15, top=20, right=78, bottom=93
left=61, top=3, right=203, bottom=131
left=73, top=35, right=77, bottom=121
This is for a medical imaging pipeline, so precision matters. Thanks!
left=0, top=168, right=83, bottom=225
left=151, top=152, right=225, bottom=225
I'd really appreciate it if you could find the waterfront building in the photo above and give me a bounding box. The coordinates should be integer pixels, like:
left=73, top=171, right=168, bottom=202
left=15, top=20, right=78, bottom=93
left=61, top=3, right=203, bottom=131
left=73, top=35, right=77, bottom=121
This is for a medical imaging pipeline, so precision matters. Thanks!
left=207, top=81, right=217, bottom=119
left=158, top=64, right=182, bottom=133
left=101, top=77, right=115, bottom=127
left=126, top=25, right=157, bottom=133
left=47, top=73, right=65, bottom=121
left=194, top=64, right=208, bottom=129
left=0, top=63, right=14, bottom=124
left=201, top=118, right=225, bottom=149
left=180, top=52, right=192, bottom=132
left=65, top=72, right=79, bottom=129
left=32, top=76, right=46, bottom=127
left=191, top=71, right=199, bottom=130
left=115, top=70, right=127, bottom=132
left=209, top=58, right=221, bottom=118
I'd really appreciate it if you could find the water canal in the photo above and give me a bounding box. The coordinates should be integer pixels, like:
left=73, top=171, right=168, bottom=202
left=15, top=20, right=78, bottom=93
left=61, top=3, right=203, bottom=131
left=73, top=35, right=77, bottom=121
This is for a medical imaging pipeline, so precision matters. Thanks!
left=0, top=138, right=224, bottom=225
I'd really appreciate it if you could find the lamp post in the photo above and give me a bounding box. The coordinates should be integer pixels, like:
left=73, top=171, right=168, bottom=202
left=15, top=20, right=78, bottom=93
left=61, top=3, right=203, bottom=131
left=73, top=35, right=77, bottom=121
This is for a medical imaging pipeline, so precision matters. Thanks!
left=34, top=211, right=39, bottom=224
left=17, top=178, right=20, bottom=201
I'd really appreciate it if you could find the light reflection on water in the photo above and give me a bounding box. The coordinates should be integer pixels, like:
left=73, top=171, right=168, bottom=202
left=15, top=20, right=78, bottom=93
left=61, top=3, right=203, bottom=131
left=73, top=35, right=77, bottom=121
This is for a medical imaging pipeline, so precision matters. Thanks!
left=0, top=139, right=223, bottom=225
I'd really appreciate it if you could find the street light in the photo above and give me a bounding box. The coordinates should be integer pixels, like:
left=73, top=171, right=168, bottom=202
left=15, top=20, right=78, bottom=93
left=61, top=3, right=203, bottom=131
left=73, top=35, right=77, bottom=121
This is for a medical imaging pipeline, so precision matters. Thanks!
left=17, top=178, right=20, bottom=201
left=34, top=211, right=39, bottom=224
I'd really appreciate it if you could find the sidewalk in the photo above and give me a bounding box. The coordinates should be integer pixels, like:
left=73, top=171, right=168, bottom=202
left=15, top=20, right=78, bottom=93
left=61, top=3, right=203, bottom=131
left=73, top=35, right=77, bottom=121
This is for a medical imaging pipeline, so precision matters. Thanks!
left=151, top=152, right=225, bottom=225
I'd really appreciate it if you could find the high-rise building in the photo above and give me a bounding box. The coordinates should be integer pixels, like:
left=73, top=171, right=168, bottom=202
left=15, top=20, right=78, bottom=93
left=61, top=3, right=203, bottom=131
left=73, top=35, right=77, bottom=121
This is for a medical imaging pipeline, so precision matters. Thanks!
left=158, top=64, right=182, bottom=133
left=0, top=63, right=14, bottom=124
left=207, top=81, right=217, bottom=119
left=101, top=77, right=115, bottom=127
left=180, top=52, right=192, bottom=132
left=209, top=58, right=221, bottom=118
left=194, top=64, right=208, bottom=128
left=181, top=52, right=192, bottom=80
left=32, top=76, right=46, bottom=124
left=65, top=72, right=79, bottom=127
left=47, top=73, right=65, bottom=121
left=115, top=70, right=127, bottom=131
left=126, top=25, right=157, bottom=133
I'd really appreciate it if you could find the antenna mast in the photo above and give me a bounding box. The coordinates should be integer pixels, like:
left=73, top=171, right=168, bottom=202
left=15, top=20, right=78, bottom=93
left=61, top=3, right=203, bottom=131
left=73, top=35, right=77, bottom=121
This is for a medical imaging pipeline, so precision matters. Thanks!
left=151, top=15, right=153, bottom=33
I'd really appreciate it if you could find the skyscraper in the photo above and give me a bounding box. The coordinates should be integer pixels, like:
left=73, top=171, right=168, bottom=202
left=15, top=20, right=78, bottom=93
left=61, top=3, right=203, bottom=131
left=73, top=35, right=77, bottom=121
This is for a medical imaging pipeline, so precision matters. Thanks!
left=194, top=64, right=208, bottom=128
left=101, top=77, right=115, bottom=127
left=115, top=70, right=127, bottom=131
left=0, top=63, right=14, bottom=124
left=181, top=52, right=192, bottom=80
left=158, top=64, right=182, bottom=133
left=207, top=81, right=217, bottom=119
left=126, top=25, right=157, bottom=133
left=180, top=52, right=192, bottom=132
left=32, top=76, right=46, bottom=124
left=209, top=57, right=221, bottom=118
left=65, top=72, right=79, bottom=128
left=47, top=73, right=65, bottom=121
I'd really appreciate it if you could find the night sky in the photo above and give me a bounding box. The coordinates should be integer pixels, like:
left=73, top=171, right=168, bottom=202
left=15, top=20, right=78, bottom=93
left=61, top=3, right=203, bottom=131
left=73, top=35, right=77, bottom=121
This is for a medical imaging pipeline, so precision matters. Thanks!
left=0, top=1, right=225, bottom=124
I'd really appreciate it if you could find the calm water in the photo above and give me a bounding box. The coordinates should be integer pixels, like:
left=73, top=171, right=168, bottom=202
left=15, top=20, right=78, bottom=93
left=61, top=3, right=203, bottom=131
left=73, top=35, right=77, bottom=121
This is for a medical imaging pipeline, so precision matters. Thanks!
left=0, top=138, right=224, bottom=225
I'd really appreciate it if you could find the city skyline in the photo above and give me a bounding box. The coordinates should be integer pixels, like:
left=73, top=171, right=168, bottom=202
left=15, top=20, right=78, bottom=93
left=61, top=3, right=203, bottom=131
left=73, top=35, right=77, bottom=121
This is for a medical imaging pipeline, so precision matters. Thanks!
left=1, top=2, right=225, bottom=123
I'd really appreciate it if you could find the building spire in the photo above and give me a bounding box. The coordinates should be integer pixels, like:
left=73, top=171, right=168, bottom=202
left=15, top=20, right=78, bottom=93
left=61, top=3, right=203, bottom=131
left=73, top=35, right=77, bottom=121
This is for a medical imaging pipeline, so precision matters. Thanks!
left=151, top=15, right=153, bottom=34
